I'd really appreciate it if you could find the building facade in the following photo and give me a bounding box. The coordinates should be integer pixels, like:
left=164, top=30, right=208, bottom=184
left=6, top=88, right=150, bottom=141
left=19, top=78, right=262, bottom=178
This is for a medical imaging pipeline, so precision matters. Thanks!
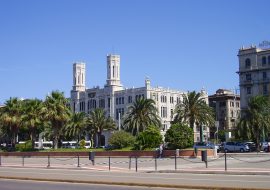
left=208, top=89, right=240, bottom=140
left=70, top=54, right=209, bottom=145
left=238, top=42, right=270, bottom=110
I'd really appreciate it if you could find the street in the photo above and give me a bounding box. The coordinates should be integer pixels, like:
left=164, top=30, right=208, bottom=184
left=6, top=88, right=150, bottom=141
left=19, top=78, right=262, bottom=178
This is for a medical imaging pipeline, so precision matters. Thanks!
left=0, top=179, right=185, bottom=190
left=0, top=167, right=270, bottom=189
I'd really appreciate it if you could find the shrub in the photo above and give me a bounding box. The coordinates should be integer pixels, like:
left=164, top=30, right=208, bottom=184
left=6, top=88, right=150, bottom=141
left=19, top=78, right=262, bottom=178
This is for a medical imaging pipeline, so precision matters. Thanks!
left=15, top=140, right=33, bottom=152
left=165, top=123, right=193, bottom=149
left=108, top=131, right=135, bottom=149
left=79, top=139, right=86, bottom=148
left=134, top=125, right=163, bottom=150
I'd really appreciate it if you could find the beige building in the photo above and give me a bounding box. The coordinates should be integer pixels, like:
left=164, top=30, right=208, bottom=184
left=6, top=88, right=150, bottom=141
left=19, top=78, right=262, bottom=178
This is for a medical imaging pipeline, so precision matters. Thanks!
left=70, top=54, right=210, bottom=145
left=209, top=89, right=240, bottom=140
left=238, top=41, right=270, bottom=110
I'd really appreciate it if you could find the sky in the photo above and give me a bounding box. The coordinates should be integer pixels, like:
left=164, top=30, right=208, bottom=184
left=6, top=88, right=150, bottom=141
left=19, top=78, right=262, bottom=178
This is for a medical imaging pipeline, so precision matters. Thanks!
left=0, top=0, right=269, bottom=104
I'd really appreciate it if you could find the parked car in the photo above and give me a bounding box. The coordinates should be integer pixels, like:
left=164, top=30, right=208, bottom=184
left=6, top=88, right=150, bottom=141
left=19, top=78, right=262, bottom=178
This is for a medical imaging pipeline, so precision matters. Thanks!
left=244, top=142, right=256, bottom=152
left=260, top=142, right=270, bottom=152
left=193, top=142, right=220, bottom=152
left=224, top=142, right=249, bottom=152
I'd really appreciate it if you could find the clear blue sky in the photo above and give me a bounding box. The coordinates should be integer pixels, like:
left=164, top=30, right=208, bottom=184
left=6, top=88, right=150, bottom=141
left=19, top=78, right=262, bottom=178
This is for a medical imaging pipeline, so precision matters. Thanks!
left=0, top=0, right=269, bottom=104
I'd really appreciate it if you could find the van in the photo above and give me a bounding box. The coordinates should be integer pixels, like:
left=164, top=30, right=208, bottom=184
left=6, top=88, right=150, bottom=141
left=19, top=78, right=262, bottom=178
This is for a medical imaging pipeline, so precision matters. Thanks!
left=224, top=142, right=249, bottom=152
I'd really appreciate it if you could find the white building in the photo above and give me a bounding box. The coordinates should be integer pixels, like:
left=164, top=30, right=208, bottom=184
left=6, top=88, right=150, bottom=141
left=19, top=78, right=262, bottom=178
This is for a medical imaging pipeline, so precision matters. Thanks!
left=238, top=41, right=270, bottom=110
left=70, top=54, right=209, bottom=145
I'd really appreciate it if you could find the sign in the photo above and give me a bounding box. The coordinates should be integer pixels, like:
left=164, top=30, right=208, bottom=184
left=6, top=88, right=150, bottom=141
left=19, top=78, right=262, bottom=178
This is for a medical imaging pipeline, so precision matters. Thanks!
left=259, top=40, right=270, bottom=49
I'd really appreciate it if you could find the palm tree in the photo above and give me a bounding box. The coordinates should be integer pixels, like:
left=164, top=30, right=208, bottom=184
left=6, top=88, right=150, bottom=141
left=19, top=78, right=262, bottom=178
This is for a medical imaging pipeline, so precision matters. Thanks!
left=0, top=98, right=24, bottom=147
left=42, top=91, right=70, bottom=149
left=22, top=99, right=43, bottom=149
left=123, top=98, right=161, bottom=136
left=65, top=112, right=87, bottom=146
left=87, top=108, right=116, bottom=148
left=237, top=95, right=270, bottom=151
left=173, top=91, right=214, bottom=142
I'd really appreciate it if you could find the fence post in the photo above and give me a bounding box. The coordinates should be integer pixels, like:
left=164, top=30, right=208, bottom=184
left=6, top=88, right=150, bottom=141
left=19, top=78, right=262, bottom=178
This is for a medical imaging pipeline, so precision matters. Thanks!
left=155, top=156, right=157, bottom=171
left=77, top=155, right=80, bottom=167
left=175, top=154, right=177, bottom=170
left=225, top=152, right=227, bottom=171
left=109, top=156, right=111, bottom=171
left=47, top=155, right=50, bottom=168
left=135, top=156, right=138, bottom=172
left=129, top=156, right=131, bottom=170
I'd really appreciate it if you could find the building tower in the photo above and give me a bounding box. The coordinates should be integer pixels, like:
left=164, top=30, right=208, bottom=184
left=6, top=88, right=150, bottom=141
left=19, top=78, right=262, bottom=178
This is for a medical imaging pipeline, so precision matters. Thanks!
left=73, top=62, right=86, bottom=91
left=106, top=54, right=122, bottom=87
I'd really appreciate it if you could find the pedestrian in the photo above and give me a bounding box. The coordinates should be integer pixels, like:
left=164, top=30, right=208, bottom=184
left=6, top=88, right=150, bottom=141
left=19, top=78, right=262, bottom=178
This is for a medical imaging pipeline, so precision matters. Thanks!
left=159, top=144, right=163, bottom=158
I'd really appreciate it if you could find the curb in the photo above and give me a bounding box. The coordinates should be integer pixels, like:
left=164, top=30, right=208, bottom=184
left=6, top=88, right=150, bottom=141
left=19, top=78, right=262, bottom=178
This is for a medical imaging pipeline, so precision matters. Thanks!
left=147, top=170, right=270, bottom=176
left=0, top=176, right=267, bottom=190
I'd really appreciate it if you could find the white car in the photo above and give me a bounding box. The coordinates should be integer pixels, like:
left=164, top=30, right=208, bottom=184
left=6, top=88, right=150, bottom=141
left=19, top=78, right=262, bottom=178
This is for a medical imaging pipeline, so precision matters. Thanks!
left=261, top=142, right=270, bottom=152
left=224, top=142, right=249, bottom=152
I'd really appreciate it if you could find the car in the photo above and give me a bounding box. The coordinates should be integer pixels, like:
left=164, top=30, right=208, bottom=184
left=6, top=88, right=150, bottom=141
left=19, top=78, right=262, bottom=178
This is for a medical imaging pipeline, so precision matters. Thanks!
left=260, top=142, right=270, bottom=152
left=224, top=142, right=249, bottom=152
left=244, top=142, right=256, bottom=152
left=193, top=142, right=220, bottom=152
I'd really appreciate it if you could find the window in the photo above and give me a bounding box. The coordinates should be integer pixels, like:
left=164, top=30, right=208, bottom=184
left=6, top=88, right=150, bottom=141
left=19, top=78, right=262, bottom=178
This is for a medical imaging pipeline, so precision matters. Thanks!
left=246, top=74, right=251, bottom=81
left=231, top=111, right=234, bottom=118
left=245, top=58, right=251, bottom=68
left=121, top=97, right=124, bottom=104
left=263, top=72, right=267, bottom=80
left=230, top=101, right=234, bottom=107
left=99, top=99, right=105, bottom=108
left=128, top=96, right=132, bottom=103
left=263, top=84, right=268, bottom=95
left=236, top=102, right=240, bottom=108
left=247, top=87, right=251, bottom=95
left=108, top=98, right=110, bottom=108
left=262, top=56, right=267, bottom=66
left=170, top=96, right=174, bottom=104
left=268, top=56, right=270, bottom=64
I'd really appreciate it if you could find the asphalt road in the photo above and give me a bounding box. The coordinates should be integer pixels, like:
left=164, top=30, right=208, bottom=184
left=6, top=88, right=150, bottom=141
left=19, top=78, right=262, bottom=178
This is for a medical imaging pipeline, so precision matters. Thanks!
left=0, top=167, right=270, bottom=189
left=0, top=179, right=184, bottom=190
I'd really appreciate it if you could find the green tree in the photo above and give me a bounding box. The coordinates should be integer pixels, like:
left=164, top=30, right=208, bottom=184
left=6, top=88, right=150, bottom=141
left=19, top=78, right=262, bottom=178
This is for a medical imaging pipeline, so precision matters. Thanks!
left=123, top=98, right=161, bottom=135
left=0, top=98, right=24, bottom=147
left=164, top=123, right=194, bottom=149
left=237, top=95, right=270, bottom=151
left=173, top=91, right=214, bottom=142
left=87, top=108, right=116, bottom=148
left=22, top=99, right=43, bottom=149
left=42, top=91, right=70, bottom=149
left=134, top=125, right=163, bottom=150
left=65, top=112, right=87, bottom=145
left=108, top=131, right=135, bottom=149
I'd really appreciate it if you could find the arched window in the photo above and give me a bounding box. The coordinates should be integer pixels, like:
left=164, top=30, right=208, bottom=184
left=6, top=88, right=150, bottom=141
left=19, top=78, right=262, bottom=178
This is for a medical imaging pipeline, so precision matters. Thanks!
left=262, top=56, right=266, bottom=66
left=245, top=58, right=251, bottom=68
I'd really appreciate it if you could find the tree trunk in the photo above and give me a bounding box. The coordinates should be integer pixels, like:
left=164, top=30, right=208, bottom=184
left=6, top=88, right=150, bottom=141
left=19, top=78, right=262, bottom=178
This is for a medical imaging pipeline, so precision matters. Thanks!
left=31, top=128, right=36, bottom=150
left=97, top=132, right=101, bottom=148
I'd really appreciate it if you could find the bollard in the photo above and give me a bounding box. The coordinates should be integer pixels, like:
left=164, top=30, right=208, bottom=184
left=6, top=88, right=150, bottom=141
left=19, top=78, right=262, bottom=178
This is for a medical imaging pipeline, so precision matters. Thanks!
left=135, top=157, right=138, bottom=172
left=201, top=150, right=208, bottom=168
left=175, top=154, right=177, bottom=170
left=77, top=155, right=80, bottom=167
left=22, top=156, right=24, bottom=167
left=47, top=155, right=50, bottom=167
left=176, top=149, right=179, bottom=157
left=109, top=156, right=111, bottom=171
left=129, top=156, right=131, bottom=170
left=225, top=151, right=227, bottom=171
left=155, top=156, right=157, bottom=171
left=0, top=155, right=1, bottom=166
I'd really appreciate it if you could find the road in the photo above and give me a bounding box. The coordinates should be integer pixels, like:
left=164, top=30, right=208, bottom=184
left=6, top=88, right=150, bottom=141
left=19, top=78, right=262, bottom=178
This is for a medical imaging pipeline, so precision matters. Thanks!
left=0, top=178, right=184, bottom=190
left=0, top=167, right=269, bottom=189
